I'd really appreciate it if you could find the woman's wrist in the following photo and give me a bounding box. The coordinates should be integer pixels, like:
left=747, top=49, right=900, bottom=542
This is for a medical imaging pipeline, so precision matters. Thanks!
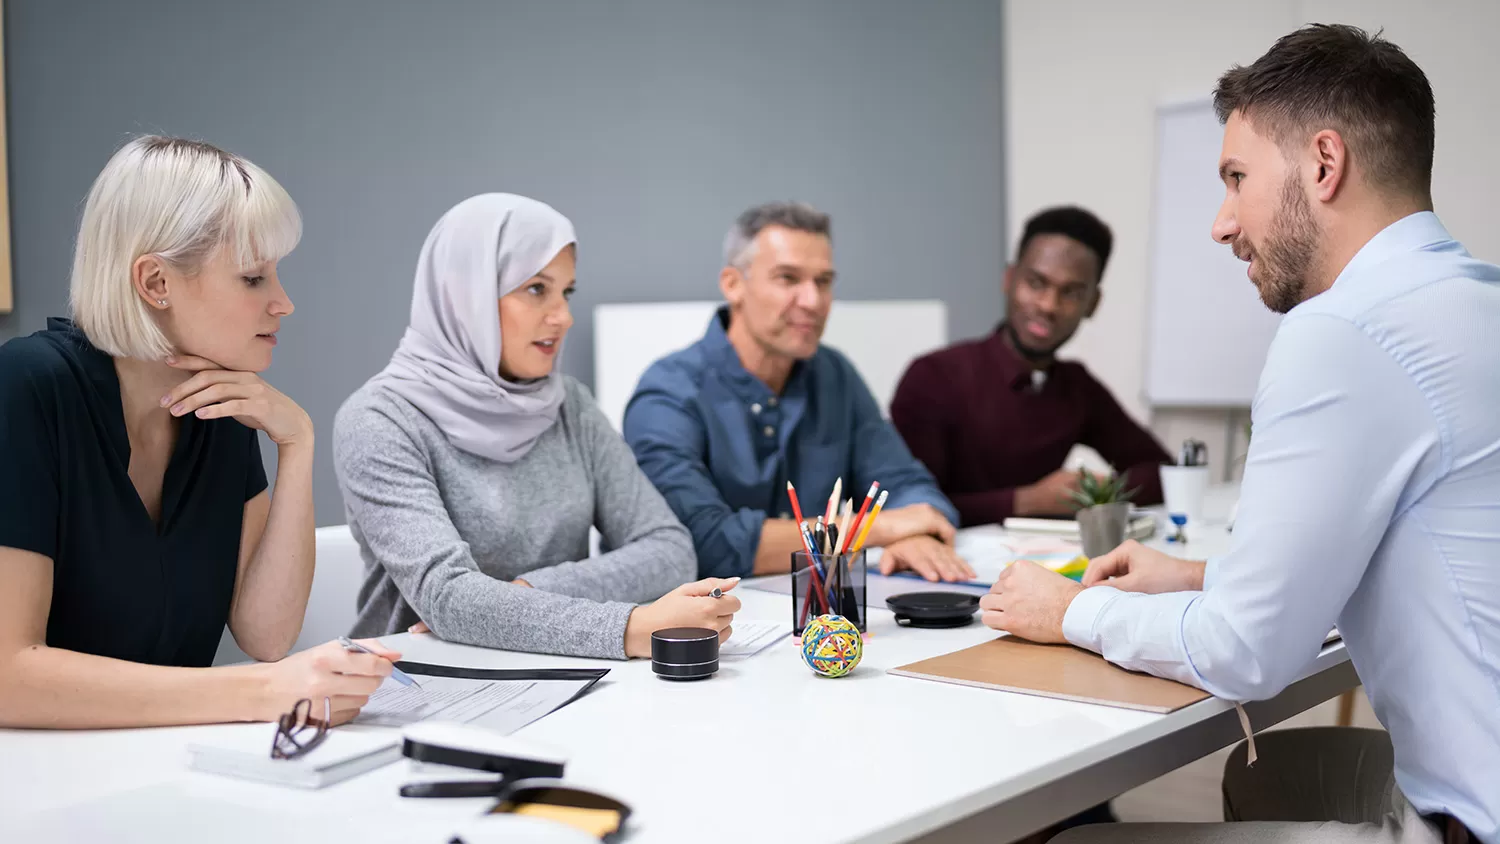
left=275, top=437, right=315, bottom=465
left=219, top=662, right=275, bottom=723
left=623, top=605, right=655, bottom=658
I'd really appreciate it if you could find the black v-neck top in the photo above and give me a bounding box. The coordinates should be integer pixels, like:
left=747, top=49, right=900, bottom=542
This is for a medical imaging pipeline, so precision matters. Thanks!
left=0, top=318, right=267, bottom=667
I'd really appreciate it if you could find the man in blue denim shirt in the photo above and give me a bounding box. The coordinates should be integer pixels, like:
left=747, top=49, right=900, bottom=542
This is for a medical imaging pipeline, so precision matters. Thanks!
left=624, top=202, right=973, bottom=582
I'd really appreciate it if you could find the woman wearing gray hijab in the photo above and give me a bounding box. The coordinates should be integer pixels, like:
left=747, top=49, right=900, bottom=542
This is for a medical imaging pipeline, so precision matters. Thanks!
left=334, top=194, right=738, bottom=659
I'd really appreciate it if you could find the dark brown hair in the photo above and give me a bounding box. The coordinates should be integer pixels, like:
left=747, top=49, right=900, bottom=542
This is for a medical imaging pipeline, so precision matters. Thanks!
left=1213, top=24, right=1435, bottom=201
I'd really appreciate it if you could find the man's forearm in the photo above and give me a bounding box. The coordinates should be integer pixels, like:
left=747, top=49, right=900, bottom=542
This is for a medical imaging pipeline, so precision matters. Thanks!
left=751, top=519, right=808, bottom=575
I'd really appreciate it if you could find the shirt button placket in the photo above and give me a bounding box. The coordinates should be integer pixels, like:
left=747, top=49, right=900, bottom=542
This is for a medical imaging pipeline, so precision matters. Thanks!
left=761, top=396, right=779, bottom=440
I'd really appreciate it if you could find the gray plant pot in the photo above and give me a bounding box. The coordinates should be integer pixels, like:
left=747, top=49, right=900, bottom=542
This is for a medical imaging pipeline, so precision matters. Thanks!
left=1077, top=502, right=1131, bottom=559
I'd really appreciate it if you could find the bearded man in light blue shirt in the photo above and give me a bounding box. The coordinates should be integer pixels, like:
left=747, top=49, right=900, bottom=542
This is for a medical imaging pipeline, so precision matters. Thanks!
left=985, top=24, right=1499, bottom=844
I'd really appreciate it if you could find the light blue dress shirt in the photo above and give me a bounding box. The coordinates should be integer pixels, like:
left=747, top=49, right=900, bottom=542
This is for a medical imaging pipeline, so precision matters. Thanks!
left=624, top=307, right=958, bottom=579
left=1063, top=213, right=1500, bottom=841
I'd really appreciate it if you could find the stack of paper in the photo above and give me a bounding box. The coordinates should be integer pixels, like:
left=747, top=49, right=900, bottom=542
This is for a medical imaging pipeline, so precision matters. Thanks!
left=719, top=620, right=790, bottom=658
left=1002, top=514, right=1158, bottom=542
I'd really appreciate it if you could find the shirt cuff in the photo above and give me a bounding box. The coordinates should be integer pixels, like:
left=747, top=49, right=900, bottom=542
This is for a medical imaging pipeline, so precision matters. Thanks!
left=594, top=602, right=634, bottom=660
left=1062, top=585, right=1123, bottom=652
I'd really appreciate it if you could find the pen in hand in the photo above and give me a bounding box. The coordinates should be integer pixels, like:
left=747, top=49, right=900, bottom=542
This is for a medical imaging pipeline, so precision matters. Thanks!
left=338, top=636, right=421, bottom=689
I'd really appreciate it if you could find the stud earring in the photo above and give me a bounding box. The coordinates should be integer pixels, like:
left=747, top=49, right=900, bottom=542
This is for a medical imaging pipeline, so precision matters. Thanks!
left=157, top=299, right=168, bottom=306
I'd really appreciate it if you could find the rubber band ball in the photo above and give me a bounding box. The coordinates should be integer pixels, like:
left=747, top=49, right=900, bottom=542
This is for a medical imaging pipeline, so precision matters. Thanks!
left=800, top=614, right=863, bottom=677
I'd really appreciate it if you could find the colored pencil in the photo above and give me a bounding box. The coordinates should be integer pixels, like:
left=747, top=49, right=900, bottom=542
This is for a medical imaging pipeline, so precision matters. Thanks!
left=836, top=500, right=853, bottom=556
left=849, top=489, right=889, bottom=554
left=786, top=482, right=814, bottom=554
left=824, top=477, right=842, bottom=529
left=789, top=483, right=830, bottom=615
left=841, top=482, right=880, bottom=553
left=798, top=523, right=831, bottom=616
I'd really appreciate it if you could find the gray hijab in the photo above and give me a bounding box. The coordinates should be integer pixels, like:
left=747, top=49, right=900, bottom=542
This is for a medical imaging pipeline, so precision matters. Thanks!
left=372, top=193, right=577, bottom=463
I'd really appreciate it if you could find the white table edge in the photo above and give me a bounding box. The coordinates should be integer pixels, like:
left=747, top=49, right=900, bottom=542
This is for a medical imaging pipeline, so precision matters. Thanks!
left=857, top=644, right=1356, bottom=843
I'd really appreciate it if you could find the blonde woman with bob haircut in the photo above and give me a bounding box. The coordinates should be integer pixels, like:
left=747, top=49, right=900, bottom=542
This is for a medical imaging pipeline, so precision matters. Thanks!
left=0, top=136, right=397, bottom=729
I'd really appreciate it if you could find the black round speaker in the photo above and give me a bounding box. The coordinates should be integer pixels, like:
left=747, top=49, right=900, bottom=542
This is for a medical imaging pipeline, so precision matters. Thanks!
left=651, top=627, right=719, bottom=680
left=886, top=592, right=981, bottom=628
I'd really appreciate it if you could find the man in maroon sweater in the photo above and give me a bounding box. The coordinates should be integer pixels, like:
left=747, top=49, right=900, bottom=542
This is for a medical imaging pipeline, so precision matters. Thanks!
left=892, top=206, right=1171, bottom=525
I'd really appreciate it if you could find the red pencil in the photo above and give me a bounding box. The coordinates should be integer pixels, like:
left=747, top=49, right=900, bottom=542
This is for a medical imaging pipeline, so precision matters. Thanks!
left=786, top=482, right=814, bottom=553
left=840, top=482, right=880, bottom=553
left=786, top=482, right=830, bottom=618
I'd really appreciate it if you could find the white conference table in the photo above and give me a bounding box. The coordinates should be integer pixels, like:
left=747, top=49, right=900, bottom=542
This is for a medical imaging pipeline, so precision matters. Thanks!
left=0, top=508, right=1357, bottom=844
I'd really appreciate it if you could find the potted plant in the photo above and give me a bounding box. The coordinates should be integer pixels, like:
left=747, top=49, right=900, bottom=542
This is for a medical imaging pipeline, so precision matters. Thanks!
left=1069, top=469, right=1139, bottom=559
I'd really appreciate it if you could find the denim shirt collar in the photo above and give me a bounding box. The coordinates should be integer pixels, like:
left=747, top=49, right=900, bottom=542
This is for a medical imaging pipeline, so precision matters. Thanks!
left=701, top=306, right=809, bottom=403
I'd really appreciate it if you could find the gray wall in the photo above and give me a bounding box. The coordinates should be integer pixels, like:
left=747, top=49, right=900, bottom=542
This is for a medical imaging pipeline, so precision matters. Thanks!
left=3, top=0, right=1005, bottom=524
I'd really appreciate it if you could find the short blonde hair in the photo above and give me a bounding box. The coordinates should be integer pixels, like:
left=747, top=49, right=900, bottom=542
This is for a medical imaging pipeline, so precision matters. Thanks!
left=69, top=135, right=302, bottom=359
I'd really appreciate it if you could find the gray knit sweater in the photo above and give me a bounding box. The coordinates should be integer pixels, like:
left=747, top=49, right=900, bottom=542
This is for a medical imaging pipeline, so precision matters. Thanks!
left=333, top=375, right=696, bottom=659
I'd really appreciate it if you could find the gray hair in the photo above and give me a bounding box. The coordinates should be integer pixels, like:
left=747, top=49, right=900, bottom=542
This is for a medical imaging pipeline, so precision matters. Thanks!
left=722, top=201, right=832, bottom=269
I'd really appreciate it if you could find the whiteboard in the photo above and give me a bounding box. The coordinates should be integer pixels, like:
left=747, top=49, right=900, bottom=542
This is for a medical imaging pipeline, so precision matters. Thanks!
left=593, top=300, right=948, bottom=432
left=1145, top=100, right=1282, bottom=407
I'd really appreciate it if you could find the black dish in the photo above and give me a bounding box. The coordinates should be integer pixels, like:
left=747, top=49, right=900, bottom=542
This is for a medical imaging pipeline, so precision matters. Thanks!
left=886, top=592, right=981, bottom=628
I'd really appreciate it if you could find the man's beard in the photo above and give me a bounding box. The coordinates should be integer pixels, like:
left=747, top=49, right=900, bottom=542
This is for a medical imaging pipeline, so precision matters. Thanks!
left=1237, top=173, right=1321, bottom=314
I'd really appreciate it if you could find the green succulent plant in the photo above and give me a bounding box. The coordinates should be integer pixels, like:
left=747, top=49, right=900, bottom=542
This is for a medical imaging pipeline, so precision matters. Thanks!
left=1067, top=469, right=1139, bottom=510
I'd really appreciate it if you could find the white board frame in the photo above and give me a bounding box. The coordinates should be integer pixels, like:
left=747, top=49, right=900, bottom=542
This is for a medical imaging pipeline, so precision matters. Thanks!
left=1143, top=99, right=1282, bottom=408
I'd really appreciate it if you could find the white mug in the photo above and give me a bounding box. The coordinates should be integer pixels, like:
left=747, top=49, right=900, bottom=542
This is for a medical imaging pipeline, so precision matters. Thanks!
left=1159, top=465, right=1211, bottom=523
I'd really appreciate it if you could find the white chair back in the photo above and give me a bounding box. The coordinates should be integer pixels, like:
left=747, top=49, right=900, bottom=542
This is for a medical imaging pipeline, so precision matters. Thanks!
left=592, top=300, right=949, bottom=432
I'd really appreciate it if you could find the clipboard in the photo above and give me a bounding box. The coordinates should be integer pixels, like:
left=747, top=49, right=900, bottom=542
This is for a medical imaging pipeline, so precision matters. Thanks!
left=395, top=661, right=610, bottom=715
left=888, top=636, right=1210, bottom=714
left=357, top=663, right=611, bottom=730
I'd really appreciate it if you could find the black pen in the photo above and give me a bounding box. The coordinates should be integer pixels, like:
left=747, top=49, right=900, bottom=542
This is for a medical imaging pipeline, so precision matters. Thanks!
left=401, top=779, right=506, bottom=799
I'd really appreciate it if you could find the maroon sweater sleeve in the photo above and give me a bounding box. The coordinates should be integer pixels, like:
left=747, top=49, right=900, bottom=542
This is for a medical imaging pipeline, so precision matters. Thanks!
left=947, top=486, right=1018, bottom=526
left=1076, top=369, right=1172, bottom=506
left=891, top=355, right=1018, bottom=526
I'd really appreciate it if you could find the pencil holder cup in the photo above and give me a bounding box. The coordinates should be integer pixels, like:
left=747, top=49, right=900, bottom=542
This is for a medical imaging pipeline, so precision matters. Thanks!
left=792, top=550, right=866, bottom=637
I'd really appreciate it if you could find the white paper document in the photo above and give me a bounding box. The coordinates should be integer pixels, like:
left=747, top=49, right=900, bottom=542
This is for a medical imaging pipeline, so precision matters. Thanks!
left=357, top=675, right=596, bottom=735
left=720, top=619, right=790, bottom=658
left=865, top=524, right=1082, bottom=584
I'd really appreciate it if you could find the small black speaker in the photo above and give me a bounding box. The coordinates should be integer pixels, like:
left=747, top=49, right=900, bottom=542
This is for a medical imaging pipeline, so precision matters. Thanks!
left=650, top=627, right=720, bottom=680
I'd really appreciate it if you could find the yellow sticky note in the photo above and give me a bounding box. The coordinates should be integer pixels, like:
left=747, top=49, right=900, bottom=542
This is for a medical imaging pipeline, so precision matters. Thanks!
left=509, top=803, right=622, bottom=837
